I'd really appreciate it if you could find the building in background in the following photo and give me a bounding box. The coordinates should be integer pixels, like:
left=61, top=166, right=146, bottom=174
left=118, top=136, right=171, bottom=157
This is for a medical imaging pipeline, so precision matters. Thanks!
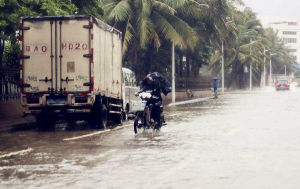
left=268, top=21, right=300, bottom=64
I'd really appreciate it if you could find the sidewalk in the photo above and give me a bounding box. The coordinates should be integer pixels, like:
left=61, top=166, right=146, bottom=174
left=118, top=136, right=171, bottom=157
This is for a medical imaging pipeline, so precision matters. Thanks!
left=0, top=100, right=34, bottom=130
left=162, top=89, right=212, bottom=105
left=168, top=97, right=211, bottom=107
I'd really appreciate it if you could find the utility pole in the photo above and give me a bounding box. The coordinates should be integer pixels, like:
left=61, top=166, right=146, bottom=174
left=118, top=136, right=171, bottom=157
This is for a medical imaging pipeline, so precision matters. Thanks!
left=285, top=65, right=287, bottom=76
left=269, top=57, right=272, bottom=86
left=221, top=41, right=225, bottom=94
left=269, top=53, right=277, bottom=86
left=250, top=40, right=252, bottom=91
left=263, top=48, right=266, bottom=87
left=172, top=42, right=175, bottom=103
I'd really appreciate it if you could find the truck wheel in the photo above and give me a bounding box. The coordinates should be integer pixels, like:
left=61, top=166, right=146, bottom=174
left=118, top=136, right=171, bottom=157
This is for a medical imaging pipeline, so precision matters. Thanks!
left=134, top=112, right=143, bottom=134
left=97, top=103, right=107, bottom=129
left=92, top=101, right=107, bottom=129
left=113, top=107, right=123, bottom=125
left=122, top=110, right=128, bottom=121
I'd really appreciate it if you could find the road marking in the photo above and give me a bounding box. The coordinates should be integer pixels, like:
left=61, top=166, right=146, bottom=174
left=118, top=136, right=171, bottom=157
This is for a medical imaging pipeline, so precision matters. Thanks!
left=168, top=97, right=210, bottom=107
left=63, top=123, right=131, bottom=141
left=224, top=128, right=240, bottom=137
left=156, top=155, right=196, bottom=180
left=112, top=125, right=126, bottom=131
left=0, top=148, right=33, bottom=159
left=240, top=154, right=250, bottom=158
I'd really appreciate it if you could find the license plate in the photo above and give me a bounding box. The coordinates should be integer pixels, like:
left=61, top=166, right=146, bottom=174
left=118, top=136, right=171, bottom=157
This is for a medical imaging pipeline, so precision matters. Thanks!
left=47, top=97, right=67, bottom=105
left=141, top=102, right=146, bottom=109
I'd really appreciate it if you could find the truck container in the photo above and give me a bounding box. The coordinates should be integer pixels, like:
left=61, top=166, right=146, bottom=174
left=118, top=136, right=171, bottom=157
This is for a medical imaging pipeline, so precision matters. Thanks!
left=19, top=15, right=123, bottom=128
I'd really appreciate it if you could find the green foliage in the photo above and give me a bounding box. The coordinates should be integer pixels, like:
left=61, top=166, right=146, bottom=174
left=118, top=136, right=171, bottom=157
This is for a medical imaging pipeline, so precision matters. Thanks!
left=40, top=0, right=77, bottom=16
left=104, top=0, right=198, bottom=53
left=3, top=41, right=19, bottom=69
left=71, top=0, right=103, bottom=18
left=0, top=0, right=297, bottom=90
left=209, top=6, right=296, bottom=88
left=0, top=0, right=103, bottom=69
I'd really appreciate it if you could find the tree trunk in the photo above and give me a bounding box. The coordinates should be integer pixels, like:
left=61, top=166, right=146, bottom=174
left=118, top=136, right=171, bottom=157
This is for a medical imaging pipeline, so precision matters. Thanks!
left=179, top=54, right=183, bottom=77
left=0, top=38, right=3, bottom=69
left=132, top=52, right=140, bottom=81
left=0, top=38, right=4, bottom=97
left=192, top=61, right=200, bottom=77
left=144, top=49, right=151, bottom=75
left=186, top=56, right=190, bottom=78
left=231, top=59, right=244, bottom=89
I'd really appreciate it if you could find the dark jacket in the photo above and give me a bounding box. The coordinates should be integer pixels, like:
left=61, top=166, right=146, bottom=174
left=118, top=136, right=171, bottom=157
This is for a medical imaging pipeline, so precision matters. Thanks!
left=139, top=72, right=171, bottom=97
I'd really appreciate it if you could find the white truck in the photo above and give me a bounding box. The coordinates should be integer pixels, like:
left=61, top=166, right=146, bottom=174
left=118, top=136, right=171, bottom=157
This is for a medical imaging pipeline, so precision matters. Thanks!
left=19, top=15, right=123, bottom=129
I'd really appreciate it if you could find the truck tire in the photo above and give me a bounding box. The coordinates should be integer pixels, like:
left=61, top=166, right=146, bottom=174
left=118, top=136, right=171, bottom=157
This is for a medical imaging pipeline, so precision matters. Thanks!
left=100, top=104, right=108, bottom=129
left=93, top=102, right=107, bottom=129
left=114, top=112, right=123, bottom=125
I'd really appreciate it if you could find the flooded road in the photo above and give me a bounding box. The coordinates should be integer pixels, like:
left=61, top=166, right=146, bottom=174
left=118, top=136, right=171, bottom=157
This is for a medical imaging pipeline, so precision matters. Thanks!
left=1, top=87, right=300, bottom=188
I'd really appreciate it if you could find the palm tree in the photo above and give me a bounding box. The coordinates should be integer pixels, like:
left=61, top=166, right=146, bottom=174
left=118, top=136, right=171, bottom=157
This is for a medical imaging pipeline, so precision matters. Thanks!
left=210, top=7, right=269, bottom=88
left=103, top=0, right=198, bottom=77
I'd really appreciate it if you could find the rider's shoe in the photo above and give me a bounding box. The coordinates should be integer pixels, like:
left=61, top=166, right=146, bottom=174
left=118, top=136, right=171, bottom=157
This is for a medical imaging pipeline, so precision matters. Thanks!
left=154, top=123, right=161, bottom=130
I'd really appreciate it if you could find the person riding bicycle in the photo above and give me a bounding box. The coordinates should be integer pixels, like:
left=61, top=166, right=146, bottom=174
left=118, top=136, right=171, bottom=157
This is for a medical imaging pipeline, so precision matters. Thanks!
left=136, top=72, right=171, bottom=127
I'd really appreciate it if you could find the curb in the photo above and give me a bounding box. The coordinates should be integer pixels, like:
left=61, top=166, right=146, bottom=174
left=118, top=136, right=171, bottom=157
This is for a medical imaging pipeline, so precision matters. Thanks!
left=168, top=97, right=211, bottom=107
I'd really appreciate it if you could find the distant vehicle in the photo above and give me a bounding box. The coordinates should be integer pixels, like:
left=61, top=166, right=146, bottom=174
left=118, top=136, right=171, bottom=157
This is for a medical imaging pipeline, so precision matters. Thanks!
left=122, top=68, right=142, bottom=118
left=20, top=15, right=124, bottom=129
left=275, top=79, right=290, bottom=91
left=294, top=76, right=300, bottom=87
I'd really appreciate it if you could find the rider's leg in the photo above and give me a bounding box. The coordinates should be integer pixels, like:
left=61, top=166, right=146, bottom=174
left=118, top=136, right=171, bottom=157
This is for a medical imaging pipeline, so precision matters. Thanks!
left=153, top=101, right=162, bottom=126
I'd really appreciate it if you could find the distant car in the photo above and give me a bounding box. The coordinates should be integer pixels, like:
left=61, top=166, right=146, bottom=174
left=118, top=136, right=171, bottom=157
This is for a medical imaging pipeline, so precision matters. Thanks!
left=275, top=79, right=290, bottom=91
left=294, top=76, right=300, bottom=87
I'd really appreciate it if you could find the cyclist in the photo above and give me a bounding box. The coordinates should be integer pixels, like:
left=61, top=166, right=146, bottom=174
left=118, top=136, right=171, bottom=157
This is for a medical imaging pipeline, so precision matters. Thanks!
left=136, top=72, right=171, bottom=127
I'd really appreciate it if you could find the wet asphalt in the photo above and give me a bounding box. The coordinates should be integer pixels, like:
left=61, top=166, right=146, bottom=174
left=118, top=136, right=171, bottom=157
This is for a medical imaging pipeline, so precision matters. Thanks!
left=1, top=86, right=300, bottom=189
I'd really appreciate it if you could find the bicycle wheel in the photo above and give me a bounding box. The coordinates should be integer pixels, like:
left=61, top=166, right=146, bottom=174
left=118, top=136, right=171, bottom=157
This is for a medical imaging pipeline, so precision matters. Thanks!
left=134, top=112, right=144, bottom=134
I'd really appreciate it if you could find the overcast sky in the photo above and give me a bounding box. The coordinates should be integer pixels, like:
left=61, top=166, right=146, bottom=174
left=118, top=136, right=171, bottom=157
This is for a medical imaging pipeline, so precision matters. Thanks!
left=243, top=0, right=300, bottom=25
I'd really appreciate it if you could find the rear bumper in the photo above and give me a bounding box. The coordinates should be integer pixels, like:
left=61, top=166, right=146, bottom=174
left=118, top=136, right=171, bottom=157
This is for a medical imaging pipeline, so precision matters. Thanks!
left=21, top=93, right=94, bottom=115
left=276, top=87, right=289, bottom=90
left=23, top=105, right=93, bottom=115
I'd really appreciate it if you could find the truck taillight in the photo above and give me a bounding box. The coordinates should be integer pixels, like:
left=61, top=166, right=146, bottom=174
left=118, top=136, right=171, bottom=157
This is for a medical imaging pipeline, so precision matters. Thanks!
left=19, top=23, right=23, bottom=28
left=90, top=48, right=94, bottom=63
left=20, top=78, right=23, bottom=93
left=91, top=34, right=94, bottom=40
left=19, top=35, right=23, bottom=41
left=90, top=77, right=94, bottom=92
left=20, top=50, right=23, bottom=57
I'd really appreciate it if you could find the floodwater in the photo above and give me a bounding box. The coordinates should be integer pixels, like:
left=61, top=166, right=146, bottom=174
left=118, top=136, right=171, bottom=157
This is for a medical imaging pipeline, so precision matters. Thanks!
left=1, top=86, right=300, bottom=189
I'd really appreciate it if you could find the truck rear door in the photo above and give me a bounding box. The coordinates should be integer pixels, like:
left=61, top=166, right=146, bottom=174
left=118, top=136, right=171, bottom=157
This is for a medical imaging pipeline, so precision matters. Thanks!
left=22, top=20, right=54, bottom=93
left=22, top=17, right=91, bottom=94
left=59, top=19, right=91, bottom=93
